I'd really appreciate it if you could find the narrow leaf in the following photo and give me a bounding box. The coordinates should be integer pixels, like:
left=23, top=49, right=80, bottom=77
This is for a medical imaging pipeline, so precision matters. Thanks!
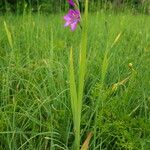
left=69, top=47, right=78, bottom=123
left=81, top=132, right=93, bottom=150
left=4, top=21, right=13, bottom=49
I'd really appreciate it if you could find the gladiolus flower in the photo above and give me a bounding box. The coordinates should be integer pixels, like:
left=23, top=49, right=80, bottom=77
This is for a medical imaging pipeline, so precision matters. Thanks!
left=64, top=9, right=81, bottom=31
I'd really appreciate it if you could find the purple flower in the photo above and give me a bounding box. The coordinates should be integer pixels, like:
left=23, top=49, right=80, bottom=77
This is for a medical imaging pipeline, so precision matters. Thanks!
left=64, top=9, right=81, bottom=31
left=68, top=0, right=75, bottom=7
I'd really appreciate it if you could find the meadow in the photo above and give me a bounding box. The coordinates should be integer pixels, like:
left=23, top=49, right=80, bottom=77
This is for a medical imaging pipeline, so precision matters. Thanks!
left=0, top=10, right=150, bottom=149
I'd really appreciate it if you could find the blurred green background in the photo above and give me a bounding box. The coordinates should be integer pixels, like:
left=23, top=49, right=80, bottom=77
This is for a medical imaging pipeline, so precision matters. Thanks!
left=0, top=0, right=149, bottom=14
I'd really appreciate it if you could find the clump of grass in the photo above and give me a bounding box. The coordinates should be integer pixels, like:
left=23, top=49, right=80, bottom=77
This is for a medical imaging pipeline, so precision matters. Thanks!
left=0, top=9, right=150, bottom=150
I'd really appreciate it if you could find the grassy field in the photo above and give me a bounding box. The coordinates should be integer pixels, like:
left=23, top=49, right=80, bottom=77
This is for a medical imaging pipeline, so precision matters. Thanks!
left=0, top=11, right=150, bottom=150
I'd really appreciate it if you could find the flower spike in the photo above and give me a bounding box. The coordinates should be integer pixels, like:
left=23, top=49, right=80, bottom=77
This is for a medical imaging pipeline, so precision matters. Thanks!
left=64, top=9, right=81, bottom=31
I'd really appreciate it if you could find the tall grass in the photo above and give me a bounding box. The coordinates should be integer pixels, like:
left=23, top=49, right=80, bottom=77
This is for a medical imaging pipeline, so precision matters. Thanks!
left=0, top=9, right=150, bottom=150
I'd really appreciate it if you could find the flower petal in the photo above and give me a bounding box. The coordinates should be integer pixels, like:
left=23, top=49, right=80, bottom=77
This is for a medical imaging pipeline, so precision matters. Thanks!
left=70, top=22, right=78, bottom=31
left=64, top=15, right=70, bottom=21
left=64, top=21, right=70, bottom=27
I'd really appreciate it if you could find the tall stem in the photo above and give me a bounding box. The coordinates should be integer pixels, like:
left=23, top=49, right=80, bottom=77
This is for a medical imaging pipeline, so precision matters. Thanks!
left=75, top=0, right=88, bottom=149
left=69, top=0, right=88, bottom=150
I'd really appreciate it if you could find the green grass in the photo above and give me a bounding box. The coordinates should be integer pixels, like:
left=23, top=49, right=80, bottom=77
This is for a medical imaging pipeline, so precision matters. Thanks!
left=0, top=11, right=150, bottom=150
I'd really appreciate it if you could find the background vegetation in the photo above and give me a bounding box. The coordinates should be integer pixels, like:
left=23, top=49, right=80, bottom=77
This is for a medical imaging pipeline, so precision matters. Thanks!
left=0, top=0, right=150, bottom=150
left=0, top=0, right=150, bottom=14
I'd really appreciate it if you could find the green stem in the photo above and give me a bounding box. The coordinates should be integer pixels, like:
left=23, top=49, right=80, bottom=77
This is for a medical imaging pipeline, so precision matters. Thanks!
left=75, top=0, right=88, bottom=150
left=69, top=1, right=88, bottom=150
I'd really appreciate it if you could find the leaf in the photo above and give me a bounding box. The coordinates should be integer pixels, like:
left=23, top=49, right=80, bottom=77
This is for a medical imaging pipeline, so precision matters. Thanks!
left=4, top=21, right=13, bottom=49
left=69, top=47, right=78, bottom=123
left=81, top=132, right=93, bottom=150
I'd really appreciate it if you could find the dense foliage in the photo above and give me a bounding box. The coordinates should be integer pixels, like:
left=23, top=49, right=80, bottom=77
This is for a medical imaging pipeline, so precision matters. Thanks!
left=0, top=11, right=150, bottom=149
left=0, top=0, right=149, bottom=13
